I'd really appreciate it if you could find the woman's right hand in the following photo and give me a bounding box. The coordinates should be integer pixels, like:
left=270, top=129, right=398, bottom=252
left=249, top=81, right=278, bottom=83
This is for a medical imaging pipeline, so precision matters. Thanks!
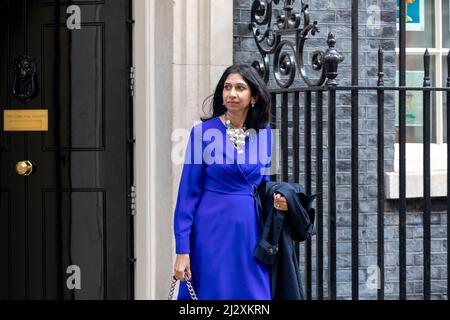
left=174, top=254, right=192, bottom=281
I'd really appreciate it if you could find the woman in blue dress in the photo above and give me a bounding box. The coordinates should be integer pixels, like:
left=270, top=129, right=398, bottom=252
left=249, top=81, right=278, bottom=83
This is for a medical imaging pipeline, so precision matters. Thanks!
left=173, top=65, right=289, bottom=300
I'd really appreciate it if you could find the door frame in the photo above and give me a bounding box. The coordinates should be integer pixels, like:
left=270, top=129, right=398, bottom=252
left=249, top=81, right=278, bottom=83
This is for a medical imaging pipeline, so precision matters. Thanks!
left=133, top=0, right=174, bottom=300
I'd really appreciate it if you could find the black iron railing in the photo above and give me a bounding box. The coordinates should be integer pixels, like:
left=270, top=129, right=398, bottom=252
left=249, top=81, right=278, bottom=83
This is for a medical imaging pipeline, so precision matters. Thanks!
left=250, top=0, right=450, bottom=300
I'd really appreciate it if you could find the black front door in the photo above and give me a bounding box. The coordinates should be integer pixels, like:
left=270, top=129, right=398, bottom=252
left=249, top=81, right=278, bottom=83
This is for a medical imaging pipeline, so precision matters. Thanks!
left=0, top=0, right=133, bottom=299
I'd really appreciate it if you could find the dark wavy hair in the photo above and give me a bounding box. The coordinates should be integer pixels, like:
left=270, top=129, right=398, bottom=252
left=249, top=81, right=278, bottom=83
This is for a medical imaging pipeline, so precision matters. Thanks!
left=201, top=64, right=271, bottom=131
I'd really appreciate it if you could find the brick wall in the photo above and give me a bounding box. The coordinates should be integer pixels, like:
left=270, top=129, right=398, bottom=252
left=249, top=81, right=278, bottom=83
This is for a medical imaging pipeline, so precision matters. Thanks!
left=233, top=0, right=448, bottom=299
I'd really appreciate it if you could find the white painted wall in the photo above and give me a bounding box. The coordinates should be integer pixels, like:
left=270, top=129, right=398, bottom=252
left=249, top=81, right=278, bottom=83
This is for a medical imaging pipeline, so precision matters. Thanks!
left=133, top=0, right=233, bottom=300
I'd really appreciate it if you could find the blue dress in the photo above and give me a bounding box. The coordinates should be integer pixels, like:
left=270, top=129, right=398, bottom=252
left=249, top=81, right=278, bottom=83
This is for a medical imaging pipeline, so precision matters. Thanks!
left=174, top=117, right=272, bottom=300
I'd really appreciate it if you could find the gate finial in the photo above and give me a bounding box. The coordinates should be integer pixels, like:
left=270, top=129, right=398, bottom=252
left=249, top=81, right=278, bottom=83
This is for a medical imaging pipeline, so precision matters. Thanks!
left=323, top=33, right=344, bottom=86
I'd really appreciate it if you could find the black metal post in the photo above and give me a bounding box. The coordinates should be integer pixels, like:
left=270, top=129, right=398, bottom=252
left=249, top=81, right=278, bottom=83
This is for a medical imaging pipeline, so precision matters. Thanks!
left=305, top=91, right=312, bottom=299
left=281, top=93, right=289, bottom=181
left=351, top=0, right=359, bottom=300
left=422, top=50, right=431, bottom=300
left=294, top=92, right=300, bottom=182
left=377, top=48, right=385, bottom=300
left=316, top=90, right=324, bottom=300
left=293, top=91, right=301, bottom=288
left=322, top=31, right=342, bottom=301
left=271, top=93, right=277, bottom=129
left=328, top=86, right=337, bottom=300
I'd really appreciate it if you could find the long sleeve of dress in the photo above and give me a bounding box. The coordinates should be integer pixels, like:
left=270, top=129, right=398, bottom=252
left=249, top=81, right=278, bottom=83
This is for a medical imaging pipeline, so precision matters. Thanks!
left=173, top=125, right=204, bottom=254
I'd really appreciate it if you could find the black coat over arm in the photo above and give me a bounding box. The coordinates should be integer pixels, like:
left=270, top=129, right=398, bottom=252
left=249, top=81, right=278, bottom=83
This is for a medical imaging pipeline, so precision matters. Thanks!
left=254, top=181, right=317, bottom=300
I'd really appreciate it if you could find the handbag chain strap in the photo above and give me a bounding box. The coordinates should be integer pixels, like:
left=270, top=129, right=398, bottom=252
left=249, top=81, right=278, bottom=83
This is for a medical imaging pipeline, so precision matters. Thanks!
left=168, top=275, right=198, bottom=300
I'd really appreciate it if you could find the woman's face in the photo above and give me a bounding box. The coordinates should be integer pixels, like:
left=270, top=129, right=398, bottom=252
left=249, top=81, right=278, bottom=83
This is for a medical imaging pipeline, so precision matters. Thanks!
left=222, top=73, right=255, bottom=112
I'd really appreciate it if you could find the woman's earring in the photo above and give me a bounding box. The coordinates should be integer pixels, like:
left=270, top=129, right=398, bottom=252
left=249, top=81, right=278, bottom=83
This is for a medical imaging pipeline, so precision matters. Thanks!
left=251, top=103, right=255, bottom=108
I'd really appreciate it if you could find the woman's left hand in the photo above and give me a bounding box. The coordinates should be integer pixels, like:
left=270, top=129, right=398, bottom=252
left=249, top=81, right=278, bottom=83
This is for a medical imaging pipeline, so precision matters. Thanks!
left=274, top=193, right=288, bottom=211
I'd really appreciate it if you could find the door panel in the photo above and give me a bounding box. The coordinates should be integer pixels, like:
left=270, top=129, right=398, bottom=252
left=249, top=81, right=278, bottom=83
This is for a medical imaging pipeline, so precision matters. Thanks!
left=40, top=23, right=104, bottom=150
left=0, top=21, right=10, bottom=152
left=41, top=190, right=105, bottom=299
left=0, top=189, right=10, bottom=299
left=0, top=0, right=132, bottom=300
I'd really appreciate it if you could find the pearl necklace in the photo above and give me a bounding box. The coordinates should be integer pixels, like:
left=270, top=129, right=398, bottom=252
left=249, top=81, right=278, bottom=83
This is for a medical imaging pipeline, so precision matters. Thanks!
left=224, top=114, right=250, bottom=154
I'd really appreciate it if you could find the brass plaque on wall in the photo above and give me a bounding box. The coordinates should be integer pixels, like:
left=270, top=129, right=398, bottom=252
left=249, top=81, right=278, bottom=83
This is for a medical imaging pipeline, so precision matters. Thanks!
left=3, top=110, right=48, bottom=132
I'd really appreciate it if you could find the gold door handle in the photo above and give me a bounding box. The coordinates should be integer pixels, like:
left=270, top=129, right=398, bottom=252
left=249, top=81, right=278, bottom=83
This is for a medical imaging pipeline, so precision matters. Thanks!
left=15, top=160, right=34, bottom=176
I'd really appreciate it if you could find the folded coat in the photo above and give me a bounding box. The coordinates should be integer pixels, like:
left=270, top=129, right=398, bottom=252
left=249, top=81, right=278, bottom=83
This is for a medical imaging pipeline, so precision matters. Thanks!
left=254, top=181, right=317, bottom=300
